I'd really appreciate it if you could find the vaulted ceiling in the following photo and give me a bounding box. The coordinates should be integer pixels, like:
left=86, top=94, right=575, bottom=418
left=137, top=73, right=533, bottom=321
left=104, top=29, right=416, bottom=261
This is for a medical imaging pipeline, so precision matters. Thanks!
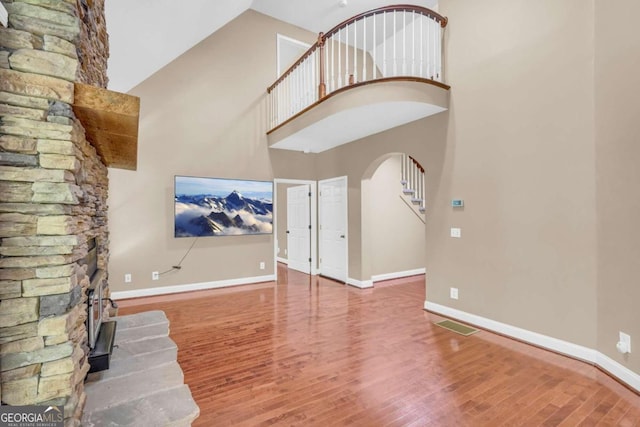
left=105, top=0, right=438, bottom=93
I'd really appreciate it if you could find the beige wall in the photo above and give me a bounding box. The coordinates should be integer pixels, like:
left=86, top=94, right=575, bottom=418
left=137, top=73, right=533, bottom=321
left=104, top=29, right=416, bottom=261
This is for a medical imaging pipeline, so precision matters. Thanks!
left=108, top=11, right=316, bottom=292
left=432, top=0, right=597, bottom=347
left=369, top=155, right=426, bottom=276
left=594, top=0, right=640, bottom=372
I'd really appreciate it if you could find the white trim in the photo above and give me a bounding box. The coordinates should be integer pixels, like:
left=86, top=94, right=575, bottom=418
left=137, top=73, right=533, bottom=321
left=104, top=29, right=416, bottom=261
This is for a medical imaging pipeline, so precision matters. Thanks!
left=111, top=274, right=275, bottom=300
left=596, top=352, right=640, bottom=392
left=273, top=179, right=317, bottom=282
left=277, top=257, right=289, bottom=264
left=276, top=33, right=311, bottom=77
left=424, top=301, right=640, bottom=393
left=347, top=278, right=373, bottom=289
left=372, top=268, right=426, bottom=282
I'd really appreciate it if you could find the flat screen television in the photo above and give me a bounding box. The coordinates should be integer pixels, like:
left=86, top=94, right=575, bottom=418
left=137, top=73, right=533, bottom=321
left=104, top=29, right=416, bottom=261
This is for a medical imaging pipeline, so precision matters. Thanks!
left=174, top=176, right=273, bottom=237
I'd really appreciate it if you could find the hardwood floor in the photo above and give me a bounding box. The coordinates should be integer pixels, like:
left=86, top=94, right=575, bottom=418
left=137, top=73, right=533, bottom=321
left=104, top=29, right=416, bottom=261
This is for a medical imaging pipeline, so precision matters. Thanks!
left=117, top=264, right=640, bottom=426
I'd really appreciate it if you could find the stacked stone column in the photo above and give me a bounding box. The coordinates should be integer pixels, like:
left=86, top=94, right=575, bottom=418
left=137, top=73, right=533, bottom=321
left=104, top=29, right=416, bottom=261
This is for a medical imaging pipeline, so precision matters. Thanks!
left=0, top=1, right=109, bottom=425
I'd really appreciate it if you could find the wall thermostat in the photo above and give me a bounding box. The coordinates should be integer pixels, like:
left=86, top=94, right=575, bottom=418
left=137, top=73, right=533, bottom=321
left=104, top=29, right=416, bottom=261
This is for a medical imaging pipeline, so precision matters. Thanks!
left=451, top=199, right=464, bottom=207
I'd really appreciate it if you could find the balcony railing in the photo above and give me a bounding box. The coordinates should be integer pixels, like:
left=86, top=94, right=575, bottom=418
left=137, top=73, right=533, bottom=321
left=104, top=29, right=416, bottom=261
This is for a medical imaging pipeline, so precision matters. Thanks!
left=267, top=5, right=448, bottom=132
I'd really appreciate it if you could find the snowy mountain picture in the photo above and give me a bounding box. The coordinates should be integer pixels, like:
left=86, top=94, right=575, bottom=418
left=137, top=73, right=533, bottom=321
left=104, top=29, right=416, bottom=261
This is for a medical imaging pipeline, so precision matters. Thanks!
left=174, top=176, right=273, bottom=237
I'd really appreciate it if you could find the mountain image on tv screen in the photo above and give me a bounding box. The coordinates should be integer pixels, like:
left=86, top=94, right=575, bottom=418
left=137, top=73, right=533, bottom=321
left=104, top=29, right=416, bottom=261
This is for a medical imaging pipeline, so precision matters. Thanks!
left=174, top=176, right=273, bottom=237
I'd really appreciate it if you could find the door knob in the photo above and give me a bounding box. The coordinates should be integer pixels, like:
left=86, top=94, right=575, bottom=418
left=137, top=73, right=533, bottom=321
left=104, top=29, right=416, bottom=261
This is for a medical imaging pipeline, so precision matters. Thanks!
left=340, top=234, right=345, bottom=238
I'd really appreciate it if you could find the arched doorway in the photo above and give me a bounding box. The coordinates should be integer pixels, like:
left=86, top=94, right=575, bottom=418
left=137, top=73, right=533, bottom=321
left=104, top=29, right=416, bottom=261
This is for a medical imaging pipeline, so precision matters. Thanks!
left=361, top=153, right=427, bottom=285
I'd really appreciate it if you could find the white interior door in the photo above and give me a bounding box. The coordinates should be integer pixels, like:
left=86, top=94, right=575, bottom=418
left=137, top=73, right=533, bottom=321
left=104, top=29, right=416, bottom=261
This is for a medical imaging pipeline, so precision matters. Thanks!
left=287, top=185, right=311, bottom=274
left=319, top=177, right=348, bottom=282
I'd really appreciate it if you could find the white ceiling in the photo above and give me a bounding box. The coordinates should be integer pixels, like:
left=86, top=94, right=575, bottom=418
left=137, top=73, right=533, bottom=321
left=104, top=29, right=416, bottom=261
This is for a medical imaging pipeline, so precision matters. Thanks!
left=105, top=0, right=438, bottom=93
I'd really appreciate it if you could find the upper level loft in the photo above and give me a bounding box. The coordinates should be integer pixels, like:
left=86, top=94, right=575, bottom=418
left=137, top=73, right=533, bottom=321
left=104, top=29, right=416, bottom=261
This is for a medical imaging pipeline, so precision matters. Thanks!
left=266, top=5, right=449, bottom=153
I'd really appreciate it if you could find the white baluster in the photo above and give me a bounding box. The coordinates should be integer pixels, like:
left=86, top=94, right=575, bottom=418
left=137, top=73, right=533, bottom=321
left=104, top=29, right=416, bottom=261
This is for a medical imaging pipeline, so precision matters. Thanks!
left=436, top=23, right=442, bottom=81
left=345, top=24, right=349, bottom=85
left=362, top=16, right=366, bottom=82
left=338, top=30, right=342, bottom=88
left=411, top=11, right=415, bottom=76
left=432, top=20, right=437, bottom=79
left=372, top=14, right=376, bottom=79
left=420, top=14, right=424, bottom=78
left=308, top=56, right=312, bottom=104
left=383, top=11, right=387, bottom=77
left=325, top=39, right=330, bottom=94
left=393, top=10, right=397, bottom=76
left=402, top=10, right=406, bottom=75
left=303, top=58, right=308, bottom=107
left=353, top=20, right=357, bottom=83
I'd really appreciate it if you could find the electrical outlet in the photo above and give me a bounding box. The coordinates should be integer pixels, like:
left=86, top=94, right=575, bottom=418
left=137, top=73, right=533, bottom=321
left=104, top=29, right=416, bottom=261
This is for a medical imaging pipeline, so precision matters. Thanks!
left=450, top=287, right=459, bottom=300
left=620, top=332, right=631, bottom=353
left=152, top=271, right=159, bottom=281
left=450, top=228, right=461, bottom=238
left=124, top=273, right=131, bottom=283
left=259, top=262, right=265, bottom=270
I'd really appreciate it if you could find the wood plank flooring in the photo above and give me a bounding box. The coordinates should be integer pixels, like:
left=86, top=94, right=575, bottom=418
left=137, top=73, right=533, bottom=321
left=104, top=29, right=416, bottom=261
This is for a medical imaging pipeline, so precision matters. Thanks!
left=117, top=264, right=640, bottom=426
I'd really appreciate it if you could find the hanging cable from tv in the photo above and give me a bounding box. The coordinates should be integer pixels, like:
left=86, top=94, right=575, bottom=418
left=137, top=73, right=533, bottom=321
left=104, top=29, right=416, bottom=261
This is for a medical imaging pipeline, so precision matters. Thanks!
left=159, top=237, right=199, bottom=275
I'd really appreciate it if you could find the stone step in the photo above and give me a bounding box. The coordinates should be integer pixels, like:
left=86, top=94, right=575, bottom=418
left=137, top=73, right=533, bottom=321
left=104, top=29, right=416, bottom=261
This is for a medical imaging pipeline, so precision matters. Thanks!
left=82, top=310, right=199, bottom=424
left=114, top=321, right=169, bottom=345
left=110, top=310, right=171, bottom=348
left=110, top=335, right=177, bottom=363
left=84, top=361, right=185, bottom=413
left=113, top=310, right=169, bottom=331
left=82, top=384, right=199, bottom=427
left=86, top=341, right=177, bottom=383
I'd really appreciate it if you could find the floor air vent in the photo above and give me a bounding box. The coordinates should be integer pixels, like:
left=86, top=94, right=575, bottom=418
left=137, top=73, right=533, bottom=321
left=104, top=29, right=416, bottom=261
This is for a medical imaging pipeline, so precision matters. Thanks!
left=434, top=319, right=479, bottom=336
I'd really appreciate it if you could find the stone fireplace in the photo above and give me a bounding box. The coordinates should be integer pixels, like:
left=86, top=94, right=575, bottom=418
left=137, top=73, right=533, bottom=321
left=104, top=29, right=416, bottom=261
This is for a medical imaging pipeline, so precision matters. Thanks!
left=0, top=0, right=112, bottom=425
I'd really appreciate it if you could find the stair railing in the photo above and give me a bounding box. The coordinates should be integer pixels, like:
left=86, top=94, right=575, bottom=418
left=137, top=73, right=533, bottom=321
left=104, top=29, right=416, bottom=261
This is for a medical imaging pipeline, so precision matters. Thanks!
left=267, top=5, right=448, bottom=131
left=401, top=154, right=426, bottom=214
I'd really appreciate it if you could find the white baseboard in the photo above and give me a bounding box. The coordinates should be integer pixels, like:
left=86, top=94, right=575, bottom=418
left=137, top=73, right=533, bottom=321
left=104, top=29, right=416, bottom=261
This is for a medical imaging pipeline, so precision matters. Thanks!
left=347, top=277, right=373, bottom=289
left=596, top=352, right=640, bottom=392
left=372, top=268, right=426, bottom=283
left=277, top=257, right=288, bottom=264
left=424, top=301, right=640, bottom=393
left=111, top=274, right=276, bottom=300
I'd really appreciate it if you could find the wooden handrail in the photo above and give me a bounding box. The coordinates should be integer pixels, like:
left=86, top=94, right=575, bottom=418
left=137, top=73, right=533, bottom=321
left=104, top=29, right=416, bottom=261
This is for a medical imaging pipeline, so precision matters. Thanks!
left=409, top=156, right=425, bottom=173
left=323, top=4, right=447, bottom=40
left=268, top=4, right=447, bottom=94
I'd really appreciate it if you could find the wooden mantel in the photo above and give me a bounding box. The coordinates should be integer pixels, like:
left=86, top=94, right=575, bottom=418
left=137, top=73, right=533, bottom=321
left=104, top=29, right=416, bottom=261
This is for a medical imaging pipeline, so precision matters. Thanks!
left=72, top=83, right=140, bottom=170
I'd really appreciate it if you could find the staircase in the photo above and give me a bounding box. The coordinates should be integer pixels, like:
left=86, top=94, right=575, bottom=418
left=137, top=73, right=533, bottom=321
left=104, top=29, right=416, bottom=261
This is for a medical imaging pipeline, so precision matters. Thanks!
left=400, top=154, right=426, bottom=221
